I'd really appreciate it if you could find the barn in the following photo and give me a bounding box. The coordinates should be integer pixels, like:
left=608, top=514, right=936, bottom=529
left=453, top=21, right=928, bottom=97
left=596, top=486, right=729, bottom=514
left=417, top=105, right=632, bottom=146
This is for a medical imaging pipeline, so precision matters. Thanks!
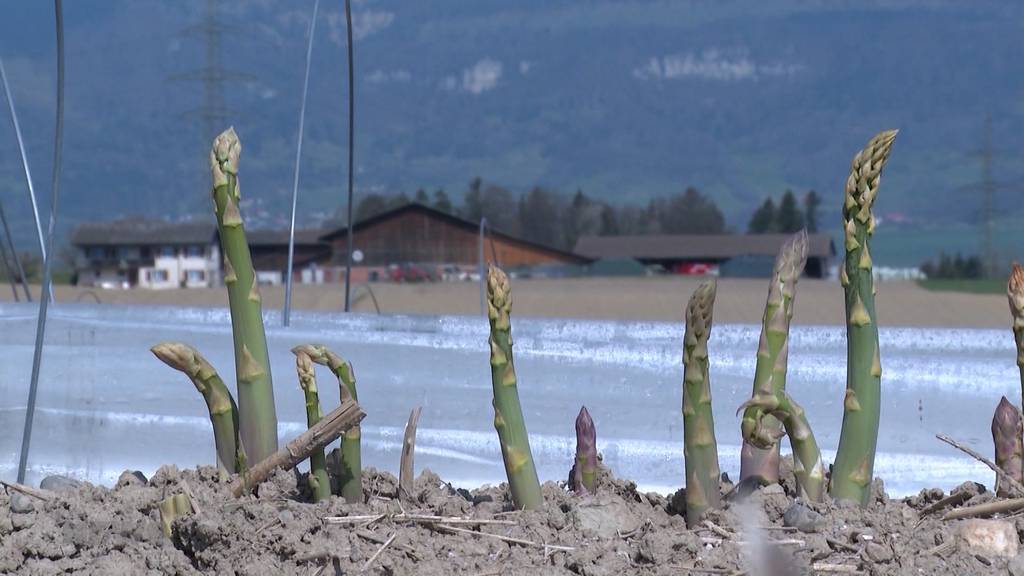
left=319, top=203, right=589, bottom=268
left=574, top=233, right=836, bottom=278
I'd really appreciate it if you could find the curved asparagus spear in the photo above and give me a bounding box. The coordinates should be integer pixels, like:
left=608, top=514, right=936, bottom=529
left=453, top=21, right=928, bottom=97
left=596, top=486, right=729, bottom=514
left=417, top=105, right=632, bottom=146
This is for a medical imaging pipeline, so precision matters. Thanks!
left=992, top=396, right=1024, bottom=498
left=682, top=279, right=721, bottom=525
left=738, top=390, right=825, bottom=501
left=486, top=265, right=543, bottom=510
left=210, top=127, right=278, bottom=464
left=830, top=129, right=898, bottom=506
left=292, top=343, right=362, bottom=503
left=1008, top=263, right=1024, bottom=404
left=739, top=231, right=808, bottom=486
left=293, top=349, right=331, bottom=502
left=571, top=406, right=597, bottom=494
left=151, top=342, right=244, bottom=474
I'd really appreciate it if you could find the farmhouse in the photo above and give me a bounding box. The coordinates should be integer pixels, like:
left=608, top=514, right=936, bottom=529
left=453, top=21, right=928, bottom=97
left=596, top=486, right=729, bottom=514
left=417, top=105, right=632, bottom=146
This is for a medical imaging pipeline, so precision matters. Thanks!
left=71, top=219, right=221, bottom=289
left=573, top=233, right=835, bottom=278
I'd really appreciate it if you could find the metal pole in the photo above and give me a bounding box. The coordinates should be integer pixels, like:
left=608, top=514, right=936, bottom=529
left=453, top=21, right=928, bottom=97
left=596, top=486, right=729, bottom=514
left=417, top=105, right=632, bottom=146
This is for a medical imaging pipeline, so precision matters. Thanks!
left=18, top=0, right=64, bottom=483
left=0, top=200, right=32, bottom=301
left=0, top=57, right=51, bottom=303
left=343, top=0, right=355, bottom=313
left=478, top=217, right=486, bottom=316
left=283, top=0, right=320, bottom=327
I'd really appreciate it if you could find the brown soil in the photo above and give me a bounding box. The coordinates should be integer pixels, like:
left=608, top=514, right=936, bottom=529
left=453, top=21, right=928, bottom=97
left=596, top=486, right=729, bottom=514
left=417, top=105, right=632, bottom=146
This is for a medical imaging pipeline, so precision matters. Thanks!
left=1, top=462, right=1017, bottom=575
left=12, top=277, right=1010, bottom=328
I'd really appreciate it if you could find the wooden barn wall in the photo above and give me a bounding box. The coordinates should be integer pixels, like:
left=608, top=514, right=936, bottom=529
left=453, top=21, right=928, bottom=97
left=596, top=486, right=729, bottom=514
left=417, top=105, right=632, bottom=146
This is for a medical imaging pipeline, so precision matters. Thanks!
left=329, top=212, right=578, bottom=267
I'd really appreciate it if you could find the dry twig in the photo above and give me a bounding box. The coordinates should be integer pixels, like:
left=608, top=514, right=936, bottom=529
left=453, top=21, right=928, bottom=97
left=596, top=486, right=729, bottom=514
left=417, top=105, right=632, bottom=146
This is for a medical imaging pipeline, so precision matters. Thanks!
left=361, top=533, right=396, bottom=572
left=703, top=519, right=735, bottom=539
left=232, top=399, right=365, bottom=497
left=936, top=433, right=1024, bottom=496
left=810, top=564, right=861, bottom=574
left=434, top=523, right=574, bottom=552
left=0, top=480, right=53, bottom=501
left=943, top=497, right=1024, bottom=520
left=324, top=513, right=516, bottom=526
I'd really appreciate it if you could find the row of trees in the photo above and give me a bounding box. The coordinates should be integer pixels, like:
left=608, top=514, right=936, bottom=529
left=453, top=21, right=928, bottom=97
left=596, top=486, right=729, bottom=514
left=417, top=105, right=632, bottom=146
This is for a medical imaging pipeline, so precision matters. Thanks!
left=747, top=190, right=821, bottom=234
left=354, top=179, right=821, bottom=251
left=920, top=253, right=985, bottom=279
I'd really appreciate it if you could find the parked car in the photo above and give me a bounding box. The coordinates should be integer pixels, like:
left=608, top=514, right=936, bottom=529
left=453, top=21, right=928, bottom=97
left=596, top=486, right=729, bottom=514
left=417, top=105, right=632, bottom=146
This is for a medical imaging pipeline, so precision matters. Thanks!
left=388, top=262, right=435, bottom=283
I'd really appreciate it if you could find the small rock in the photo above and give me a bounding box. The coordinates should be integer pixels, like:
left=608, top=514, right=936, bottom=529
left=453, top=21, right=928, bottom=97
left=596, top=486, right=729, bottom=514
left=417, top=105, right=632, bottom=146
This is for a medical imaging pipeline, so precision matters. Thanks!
left=870, top=478, right=888, bottom=504
left=116, top=470, right=147, bottom=489
left=959, top=519, right=1019, bottom=559
left=862, top=542, right=893, bottom=563
left=571, top=497, right=640, bottom=539
left=39, top=475, right=82, bottom=493
left=783, top=502, right=823, bottom=533
left=278, top=510, right=295, bottom=524
left=9, top=492, right=35, bottom=514
left=1007, top=552, right=1024, bottom=576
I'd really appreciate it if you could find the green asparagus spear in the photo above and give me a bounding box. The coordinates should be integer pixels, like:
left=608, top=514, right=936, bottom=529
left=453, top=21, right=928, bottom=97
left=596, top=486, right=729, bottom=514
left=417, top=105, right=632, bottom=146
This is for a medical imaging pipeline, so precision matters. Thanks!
left=294, top=349, right=331, bottom=502
left=682, top=279, right=721, bottom=525
left=486, top=264, right=543, bottom=510
left=210, top=127, right=278, bottom=464
left=1008, top=263, right=1024, bottom=404
left=739, top=231, right=808, bottom=486
left=830, top=129, right=898, bottom=506
left=151, top=342, right=244, bottom=474
left=292, top=344, right=362, bottom=503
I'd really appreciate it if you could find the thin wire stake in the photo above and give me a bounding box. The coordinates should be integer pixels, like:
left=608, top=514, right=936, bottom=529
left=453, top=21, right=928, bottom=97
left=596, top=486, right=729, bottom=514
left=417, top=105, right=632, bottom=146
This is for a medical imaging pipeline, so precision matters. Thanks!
left=342, top=0, right=355, bottom=312
left=478, top=217, right=486, bottom=315
left=283, top=0, right=320, bottom=327
left=0, top=199, right=31, bottom=301
left=18, top=0, right=65, bottom=483
left=0, top=58, right=49, bottom=303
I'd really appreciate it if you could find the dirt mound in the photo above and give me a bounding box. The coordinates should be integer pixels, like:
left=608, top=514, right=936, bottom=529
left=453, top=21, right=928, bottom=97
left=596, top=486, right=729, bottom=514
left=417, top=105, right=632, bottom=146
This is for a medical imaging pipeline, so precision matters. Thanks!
left=0, top=463, right=1018, bottom=575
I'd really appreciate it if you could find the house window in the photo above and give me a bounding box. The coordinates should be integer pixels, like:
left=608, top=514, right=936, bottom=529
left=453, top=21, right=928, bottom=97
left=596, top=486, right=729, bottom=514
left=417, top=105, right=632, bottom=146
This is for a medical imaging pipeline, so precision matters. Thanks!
left=186, top=245, right=203, bottom=257
left=86, top=247, right=105, bottom=259
left=187, top=270, right=206, bottom=282
left=152, top=270, right=169, bottom=282
left=160, top=246, right=176, bottom=257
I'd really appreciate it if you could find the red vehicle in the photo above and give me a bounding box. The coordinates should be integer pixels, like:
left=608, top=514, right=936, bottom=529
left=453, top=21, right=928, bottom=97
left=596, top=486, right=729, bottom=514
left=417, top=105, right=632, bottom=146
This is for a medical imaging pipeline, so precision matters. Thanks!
left=388, top=263, right=434, bottom=283
left=671, top=262, right=719, bottom=276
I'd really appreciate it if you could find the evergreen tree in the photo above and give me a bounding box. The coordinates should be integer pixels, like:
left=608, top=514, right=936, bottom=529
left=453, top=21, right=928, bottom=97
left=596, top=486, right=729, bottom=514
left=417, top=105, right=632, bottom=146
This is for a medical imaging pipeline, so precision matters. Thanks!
left=414, top=188, right=429, bottom=204
left=461, top=177, right=484, bottom=222
left=432, top=188, right=453, bottom=213
left=747, top=198, right=778, bottom=233
left=598, top=204, right=619, bottom=236
left=518, top=186, right=561, bottom=246
left=803, top=190, right=821, bottom=233
left=355, top=193, right=391, bottom=221
left=777, top=190, right=805, bottom=233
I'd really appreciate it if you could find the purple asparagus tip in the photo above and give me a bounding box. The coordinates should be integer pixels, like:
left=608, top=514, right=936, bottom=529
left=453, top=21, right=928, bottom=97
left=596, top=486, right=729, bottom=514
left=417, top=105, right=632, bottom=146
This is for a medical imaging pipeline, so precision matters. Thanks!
left=572, top=406, right=598, bottom=494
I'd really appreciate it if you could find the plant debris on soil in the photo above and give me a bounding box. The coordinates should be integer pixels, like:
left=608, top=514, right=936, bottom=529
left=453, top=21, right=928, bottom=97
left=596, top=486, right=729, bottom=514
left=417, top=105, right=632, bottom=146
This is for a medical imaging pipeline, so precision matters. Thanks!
left=2, top=460, right=1022, bottom=575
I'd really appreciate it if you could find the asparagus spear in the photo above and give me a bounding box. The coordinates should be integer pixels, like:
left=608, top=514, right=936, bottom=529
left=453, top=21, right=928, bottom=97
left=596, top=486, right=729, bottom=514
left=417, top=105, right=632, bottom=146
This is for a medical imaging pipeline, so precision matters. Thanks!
left=293, top=349, right=331, bottom=502
left=739, top=231, right=808, bottom=486
left=992, top=396, right=1024, bottom=498
left=210, top=127, right=278, bottom=464
left=571, top=406, right=598, bottom=495
left=738, top=390, right=825, bottom=501
left=830, top=129, right=898, bottom=506
left=682, top=279, right=721, bottom=525
left=486, top=264, right=543, bottom=510
left=292, top=344, right=362, bottom=503
left=151, top=342, right=244, bottom=474
left=1008, top=263, right=1024, bottom=404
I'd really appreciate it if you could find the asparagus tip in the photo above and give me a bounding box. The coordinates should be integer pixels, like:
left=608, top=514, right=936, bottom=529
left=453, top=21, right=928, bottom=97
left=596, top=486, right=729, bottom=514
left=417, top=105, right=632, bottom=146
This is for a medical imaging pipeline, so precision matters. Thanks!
left=1008, top=263, right=1024, bottom=321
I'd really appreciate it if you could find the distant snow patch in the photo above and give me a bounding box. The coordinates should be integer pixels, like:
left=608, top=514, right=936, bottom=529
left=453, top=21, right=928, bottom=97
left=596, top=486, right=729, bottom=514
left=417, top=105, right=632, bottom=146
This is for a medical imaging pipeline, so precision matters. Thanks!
left=634, top=49, right=802, bottom=81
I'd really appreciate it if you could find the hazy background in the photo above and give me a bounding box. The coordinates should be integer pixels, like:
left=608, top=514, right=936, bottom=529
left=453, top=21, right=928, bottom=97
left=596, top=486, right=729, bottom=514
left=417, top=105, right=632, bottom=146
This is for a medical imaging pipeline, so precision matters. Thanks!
left=0, top=0, right=1022, bottom=267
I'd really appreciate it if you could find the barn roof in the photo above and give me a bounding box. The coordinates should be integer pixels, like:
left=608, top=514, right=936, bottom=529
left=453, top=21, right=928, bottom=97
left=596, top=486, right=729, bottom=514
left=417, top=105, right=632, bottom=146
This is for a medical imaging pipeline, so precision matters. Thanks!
left=71, top=218, right=215, bottom=246
left=573, top=233, right=835, bottom=261
left=320, top=202, right=590, bottom=263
